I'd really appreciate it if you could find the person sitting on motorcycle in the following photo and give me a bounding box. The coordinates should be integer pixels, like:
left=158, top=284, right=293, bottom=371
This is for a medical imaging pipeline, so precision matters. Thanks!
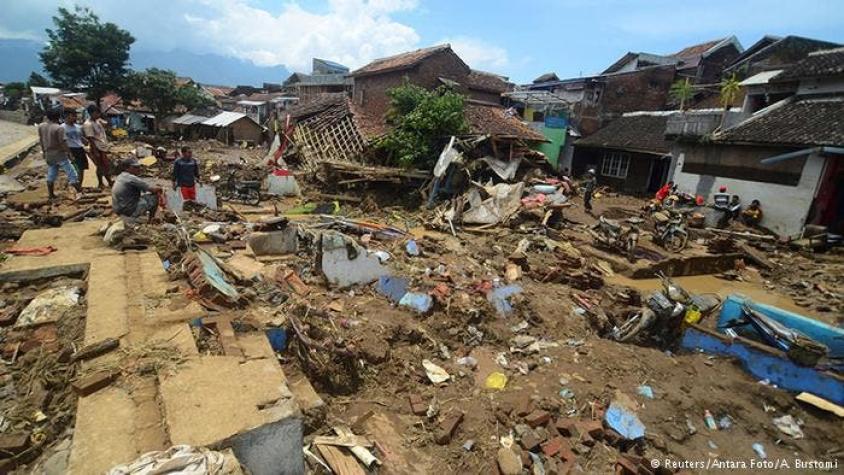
left=741, top=199, right=763, bottom=226
left=655, top=181, right=674, bottom=202
left=717, top=195, right=742, bottom=228
left=172, top=146, right=200, bottom=202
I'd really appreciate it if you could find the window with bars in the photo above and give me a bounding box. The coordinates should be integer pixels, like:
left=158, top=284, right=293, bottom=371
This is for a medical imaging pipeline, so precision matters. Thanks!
left=601, top=152, right=630, bottom=178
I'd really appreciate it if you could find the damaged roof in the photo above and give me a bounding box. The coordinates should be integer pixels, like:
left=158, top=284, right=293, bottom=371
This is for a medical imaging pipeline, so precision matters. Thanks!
left=465, top=70, right=512, bottom=94
left=715, top=97, right=844, bottom=147
left=350, top=44, right=454, bottom=77
left=774, top=47, right=844, bottom=80
left=575, top=114, right=672, bottom=154
left=464, top=102, right=547, bottom=141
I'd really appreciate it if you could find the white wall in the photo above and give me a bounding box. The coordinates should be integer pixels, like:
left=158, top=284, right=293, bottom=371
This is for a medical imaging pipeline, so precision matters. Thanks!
left=671, top=151, right=827, bottom=237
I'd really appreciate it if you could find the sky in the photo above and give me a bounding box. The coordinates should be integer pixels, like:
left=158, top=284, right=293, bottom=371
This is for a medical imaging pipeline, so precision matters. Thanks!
left=1, top=0, right=843, bottom=84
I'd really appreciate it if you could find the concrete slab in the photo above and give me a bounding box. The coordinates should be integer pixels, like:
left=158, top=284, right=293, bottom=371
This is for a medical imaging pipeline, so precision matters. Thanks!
left=4, top=218, right=304, bottom=474
left=159, top=357, right=304, bottom=475
left=0, top=220, right=114, bottom=281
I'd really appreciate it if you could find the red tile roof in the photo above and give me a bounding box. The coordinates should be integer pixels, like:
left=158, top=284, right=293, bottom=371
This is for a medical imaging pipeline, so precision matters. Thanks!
left=672, top=38, right=726, bottom=59
left=464, top=102, right=547, bottom=141
left=350, top=44, right=453, bottom=77
left=465, top=70, right=512, bottom=94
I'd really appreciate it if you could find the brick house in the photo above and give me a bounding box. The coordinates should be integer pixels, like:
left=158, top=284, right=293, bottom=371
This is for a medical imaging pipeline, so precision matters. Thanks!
left=349, top=44, right=512, bottom=119
left=526, top=37, right=744, bottom=138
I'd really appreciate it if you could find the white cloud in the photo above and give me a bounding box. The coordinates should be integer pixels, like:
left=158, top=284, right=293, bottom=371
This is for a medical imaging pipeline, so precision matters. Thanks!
left=184, top=0, right=421, bottom=72
left=443, top=36, right=510, bottom=72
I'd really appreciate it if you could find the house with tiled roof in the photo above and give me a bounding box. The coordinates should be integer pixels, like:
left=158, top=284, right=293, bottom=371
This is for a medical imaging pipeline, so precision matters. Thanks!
left=348, top=44, right=539, bottom=142
left=572, top=112, right=677, bottom=194
left=670, top=46, right=844, bottom=237
left=283, top=58, right=353, bottom=103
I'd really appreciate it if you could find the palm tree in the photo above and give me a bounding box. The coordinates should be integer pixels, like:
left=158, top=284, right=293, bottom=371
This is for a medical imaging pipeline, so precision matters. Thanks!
left=670, top=78, right=694, bottom=110
left=719, top=73, right=742, bottom=128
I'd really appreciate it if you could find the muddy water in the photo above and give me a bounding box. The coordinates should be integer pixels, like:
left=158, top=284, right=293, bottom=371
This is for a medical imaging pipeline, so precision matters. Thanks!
left=608, top=274, right=822, bottom=318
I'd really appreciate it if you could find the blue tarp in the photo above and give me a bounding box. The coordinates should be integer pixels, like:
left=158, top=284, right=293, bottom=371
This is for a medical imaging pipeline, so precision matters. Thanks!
left=604, top=402, right=646, bottom=440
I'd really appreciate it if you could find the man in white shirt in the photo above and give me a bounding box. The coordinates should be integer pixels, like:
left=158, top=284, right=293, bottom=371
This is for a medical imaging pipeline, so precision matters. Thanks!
left=82, top=104, right=113, bottom=188
left=62, top=109, right=88, bottom=186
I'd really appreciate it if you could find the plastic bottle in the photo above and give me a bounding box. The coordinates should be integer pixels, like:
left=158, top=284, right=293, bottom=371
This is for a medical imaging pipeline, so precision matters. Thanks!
left=704, top=410, right=718, bottom=430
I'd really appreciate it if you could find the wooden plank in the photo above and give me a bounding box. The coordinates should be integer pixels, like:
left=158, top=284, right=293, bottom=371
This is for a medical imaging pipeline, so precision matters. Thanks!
left=313, top=434, right=373, bottom=448
left=796, top=392, right=844, bottom=417
left=316, top=444, right=366, bottom=475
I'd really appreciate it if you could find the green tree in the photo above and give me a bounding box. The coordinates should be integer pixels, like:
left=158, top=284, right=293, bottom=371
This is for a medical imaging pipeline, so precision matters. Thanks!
left=377, top=83, right=468, bottom=168
left=27, top=72, right=51, bottom=87
left=719, top=73, right=742, bottom=128
left=669, top=78, right=695, bottom=110
left=121, top=68, right=213, bottom=130
left=40, top=6, right=134, bottom=105
left=1, top=82, right=27, bottom=109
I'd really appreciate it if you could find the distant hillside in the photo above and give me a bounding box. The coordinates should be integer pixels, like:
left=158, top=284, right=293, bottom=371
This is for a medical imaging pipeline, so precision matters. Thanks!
left=0, top=39, right=291, bottom=87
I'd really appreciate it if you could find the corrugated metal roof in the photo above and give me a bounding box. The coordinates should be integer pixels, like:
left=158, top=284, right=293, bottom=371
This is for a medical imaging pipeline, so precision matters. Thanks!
left=237, top=100, right=266, bottom=106
left=201, top=111, right=253, bottom=127
left=172, top=113, right=206, bottom=125
left=31, top=86, right=62, bottom=95
left=740, top=70, right=785, bottom=86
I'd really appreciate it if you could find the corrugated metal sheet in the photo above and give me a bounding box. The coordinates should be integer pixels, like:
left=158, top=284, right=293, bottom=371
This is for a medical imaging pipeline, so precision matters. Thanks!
left=201, top=111, right=251, bottom=127
left=172, top=113, right=206, bottom=125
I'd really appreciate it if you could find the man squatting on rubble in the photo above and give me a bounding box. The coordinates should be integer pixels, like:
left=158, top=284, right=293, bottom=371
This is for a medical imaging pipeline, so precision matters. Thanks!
left=38, top=107, right=81, bottom=200
left=172, top=146, right=200, bottom=202
left=112, top=158, right=162, bottom=222
left=83, top=104, right=114, bottom=188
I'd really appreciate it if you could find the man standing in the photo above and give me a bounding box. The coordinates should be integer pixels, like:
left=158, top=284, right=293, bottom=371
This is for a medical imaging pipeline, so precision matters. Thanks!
left=38, top=107, right=80, bottom=200
left=172, top=146, right=200, bottom=202
left=62, top=110, right=88, bottom=186
left=83, top=104, right=113, bottom=188
left=582, top=169, right=597, bottom=213
left=112, top=158, right=162, bottom=222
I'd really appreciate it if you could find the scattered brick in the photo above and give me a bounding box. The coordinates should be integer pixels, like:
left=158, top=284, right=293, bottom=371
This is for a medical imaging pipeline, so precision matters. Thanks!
left=604, top=428, right=622, bottom=446
left=579, top=419, right=604, bottom=441
left=555, top=417, right=577, bottom=437
left=72, top=337, right=119, bottom=362
left=524, top=409, right=551, bottom=428
left=72, top=370, right=118, bottom=397
left=408, top=394, right=427, bottom=416
left=541, top=436, right=564, bottom=457
left=0, top=433, right=29, bottom=454
left=519, top=431, right=540, bottom=452
left=435, top=412, right=464, bottom=445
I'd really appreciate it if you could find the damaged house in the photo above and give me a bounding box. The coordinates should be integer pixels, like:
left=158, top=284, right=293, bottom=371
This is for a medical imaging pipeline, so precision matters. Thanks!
left=669, top=47, right=844, bottom=237
left=283, top=58, right=354, bottom=103
left=285, top=44, right=542, bottom=173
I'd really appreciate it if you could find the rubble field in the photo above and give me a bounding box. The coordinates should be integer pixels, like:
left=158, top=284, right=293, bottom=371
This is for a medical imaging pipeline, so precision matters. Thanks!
left=0, top=137, right=842, bottom=475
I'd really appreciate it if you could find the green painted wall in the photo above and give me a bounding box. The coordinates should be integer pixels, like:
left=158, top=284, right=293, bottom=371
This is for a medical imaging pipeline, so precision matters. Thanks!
left=535, top=126, right=566, bottom=169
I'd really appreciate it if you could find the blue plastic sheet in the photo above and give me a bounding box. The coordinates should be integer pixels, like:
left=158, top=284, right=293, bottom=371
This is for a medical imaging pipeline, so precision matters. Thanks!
left=487, top=284, right=523, bottom=316
left=605, top=402, right=646, bottom=440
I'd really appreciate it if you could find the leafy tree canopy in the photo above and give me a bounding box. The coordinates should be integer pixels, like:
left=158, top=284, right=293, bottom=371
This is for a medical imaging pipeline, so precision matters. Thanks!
left=121, top=68, right=214, bottom=129
left=27, top=72, right=51, bottom=87
left=377, top=83, right=468, bottom=168
left=40, top=6, right=134, bottom=103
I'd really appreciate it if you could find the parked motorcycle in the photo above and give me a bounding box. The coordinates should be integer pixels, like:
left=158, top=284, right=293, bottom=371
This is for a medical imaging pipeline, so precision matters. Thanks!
left=589, top=216, right=641, bottom=261
left=211, top=168, right=261, bottom=206
left=651, top=209, right=689, bottom=252
left=612, top=273, right=721, bottom=344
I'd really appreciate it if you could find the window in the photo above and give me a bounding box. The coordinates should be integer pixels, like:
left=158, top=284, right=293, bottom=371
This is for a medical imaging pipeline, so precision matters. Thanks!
left=601, top=152, right=630, bottom=178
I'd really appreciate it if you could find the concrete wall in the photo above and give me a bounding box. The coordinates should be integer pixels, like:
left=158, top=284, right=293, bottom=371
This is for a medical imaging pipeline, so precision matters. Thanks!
left=671, top=145, right=827, bottom=236
left=572, top=147, right=657, bottom=194
left=0, top=110, right=28, bottom=124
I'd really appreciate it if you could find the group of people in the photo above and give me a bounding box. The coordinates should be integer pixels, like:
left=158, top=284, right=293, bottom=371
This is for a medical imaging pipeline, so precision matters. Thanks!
left=38, top=106, right=201, bottom=223
left=37, top=105, right=113, bottom=200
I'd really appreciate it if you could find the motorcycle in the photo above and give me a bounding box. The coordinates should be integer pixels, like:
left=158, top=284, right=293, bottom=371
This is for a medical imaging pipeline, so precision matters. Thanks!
left=589, top=216, right=641, bottom=261
left=211, top=169, right=261, bottom=206
left=612, top=273, right=721, bottom=344
left=651, top=209, right=689, bottom=252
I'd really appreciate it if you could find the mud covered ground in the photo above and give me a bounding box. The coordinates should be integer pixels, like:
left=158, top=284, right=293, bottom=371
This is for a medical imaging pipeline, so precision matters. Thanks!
left=1, top=139, right=842, bottom=474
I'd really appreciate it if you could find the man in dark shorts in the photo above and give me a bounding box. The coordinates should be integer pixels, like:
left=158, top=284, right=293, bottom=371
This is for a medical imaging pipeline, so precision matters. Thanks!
left=62, top=109, right=88, bottom=186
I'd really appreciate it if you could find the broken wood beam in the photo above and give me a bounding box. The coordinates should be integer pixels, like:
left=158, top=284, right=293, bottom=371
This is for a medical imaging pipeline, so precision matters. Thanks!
left=72, top=337, right=120, bottom=362
left=705, top=228, right=777, bottom=242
